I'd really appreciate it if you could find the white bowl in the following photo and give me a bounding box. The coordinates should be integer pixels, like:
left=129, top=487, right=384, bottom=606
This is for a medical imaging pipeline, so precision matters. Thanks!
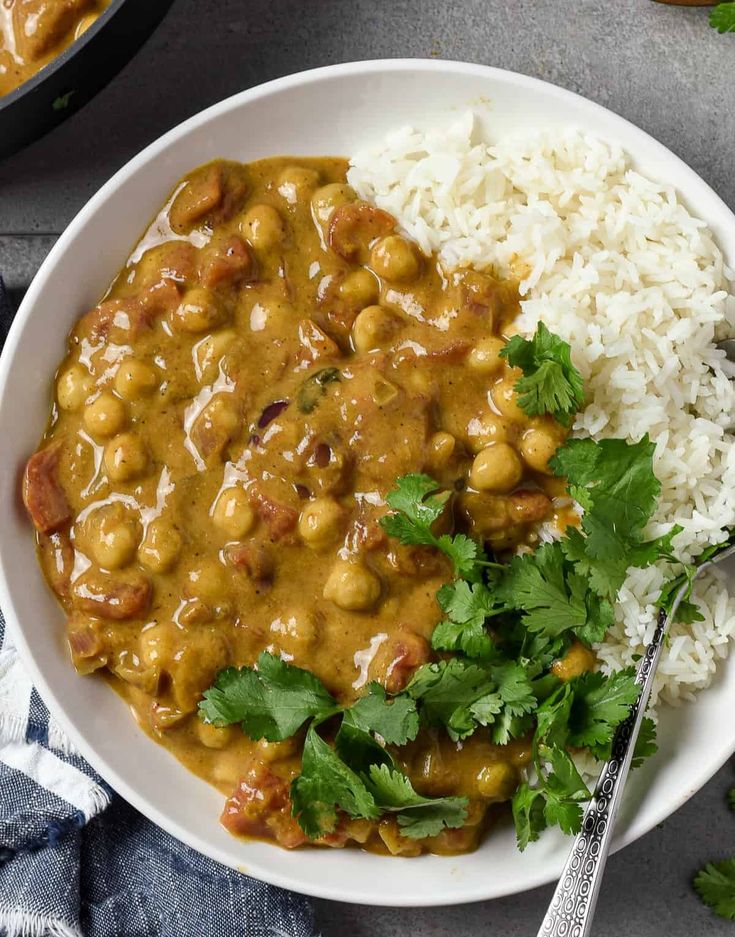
left=1, top=59, right=734, bottom=908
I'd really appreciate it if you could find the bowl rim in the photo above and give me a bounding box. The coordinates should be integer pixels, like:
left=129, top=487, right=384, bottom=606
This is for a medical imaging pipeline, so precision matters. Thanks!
left=0, top=0, right=128, bottom=112
left=2, top=57, right=735, bottom=907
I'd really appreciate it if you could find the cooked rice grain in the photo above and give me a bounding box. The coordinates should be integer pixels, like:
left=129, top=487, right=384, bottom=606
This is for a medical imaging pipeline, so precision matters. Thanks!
left=349, top=114, right=735, bottom=709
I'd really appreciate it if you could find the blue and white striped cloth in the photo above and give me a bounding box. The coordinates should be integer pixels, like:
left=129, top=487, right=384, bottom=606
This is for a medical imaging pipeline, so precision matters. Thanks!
left=0, top=277, right=315, bottom=937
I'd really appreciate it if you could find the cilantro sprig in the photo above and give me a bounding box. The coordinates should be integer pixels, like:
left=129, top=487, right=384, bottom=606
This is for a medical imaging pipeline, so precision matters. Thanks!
left=500, top=322, right=585, bottom=426
left=710, top=3, right=735, bottom=33
left=200, top=653, right=467, bottom=840
left=380, top=474, right=487, bottom=580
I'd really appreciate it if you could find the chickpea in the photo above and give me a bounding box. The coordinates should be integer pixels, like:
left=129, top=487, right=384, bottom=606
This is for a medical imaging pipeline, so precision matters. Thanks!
left=196, top=721, right=236, bottom=749
left=195, top=329, right=237, bottom=381
left=467, top=413, right=510, bottom=453
left=339, top=269, right=379, bottom=309
left=298, top=497, right=344, bottom=550
left=476, top=762, right=518, bottom=802
left=271, top=610, right=321, bottom=650
left=351, top=305, right=400, bottom=354
left=183, top=558, right=227, bottom=606
left=170, top=288, right=227, bottom=334
left=212, top=487, right=255, bottom=539
left=323, top=558, right=381, bottom=611
left=83, top=393, right=127, bottom=439
left=468, top=337, right=506, bottom=375
left=552, top=641, right=597, bottom=682
left=427, top=431, right=456, bottom=471
left=139, top=620, right=179, bottom=667
left=81, top=504, right=139, bottom=570
left=238, top=204, right=286, bottom=251
left=57, top=363, right=93, bottom=411
left=370, top=235, right=421, bottom=283
left=491, top=377, right=527, bottom=423
left=469, top=442, right=523, bottom=493
left=138, top=519, right=182, bottom=573
left=104, top=432, right=148, bottom=482
left=311, top=182, right=356, bottom=226
left=248, top=299, right=293, bottom=333
left=520, top=419, right=566, bottom=474
left=277, top=166, right=320, bottom=206
left=114, top=358, right=158, bottom=400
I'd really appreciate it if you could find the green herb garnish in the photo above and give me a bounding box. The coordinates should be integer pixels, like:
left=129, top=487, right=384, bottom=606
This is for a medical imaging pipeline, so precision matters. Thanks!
left=200, top=654, right=466, bottom=840
left=297, top=367, right=341, bottom=413
left=500, top=322, right=585, bottom=426
left=710, top=3, right=735, bottom=33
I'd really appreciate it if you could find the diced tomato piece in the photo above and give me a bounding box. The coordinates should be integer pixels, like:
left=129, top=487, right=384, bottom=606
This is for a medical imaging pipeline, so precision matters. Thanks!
left=384, top=632, right=431, bottom=694
left=328, top=202, right=395, bottom=262
left=221, top=764, right=306, bottom=849
left=199, top=235, right=254, bottom=289
left=169, top=165, right=224, bottom=233
left=251, top=490, right=298, bottom=541
left=72, top=570, right=152, bottom=620
left=23, top=441, right=71, bottom=534
left=225, top=542, right=274, bottom=584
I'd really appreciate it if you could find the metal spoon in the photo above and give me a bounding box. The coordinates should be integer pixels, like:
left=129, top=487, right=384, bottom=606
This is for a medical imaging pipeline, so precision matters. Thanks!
left=536, top=540, right=735, bottom=937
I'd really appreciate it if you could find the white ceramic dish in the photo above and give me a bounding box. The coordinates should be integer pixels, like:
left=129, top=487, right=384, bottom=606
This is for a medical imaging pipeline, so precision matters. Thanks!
left=1, top=59, right=734, bottom=908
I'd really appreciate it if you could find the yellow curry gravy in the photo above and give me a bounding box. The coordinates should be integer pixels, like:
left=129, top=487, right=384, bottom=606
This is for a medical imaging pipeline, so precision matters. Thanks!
left=23, top=155, right=581, bottom=856
left=0, top=0, right=111, bottom=97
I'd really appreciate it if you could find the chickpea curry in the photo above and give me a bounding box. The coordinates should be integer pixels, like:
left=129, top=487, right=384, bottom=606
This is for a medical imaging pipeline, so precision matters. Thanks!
left=23, top=154, right=615, bottom=857
left=0, top=0, right=110, bottom=97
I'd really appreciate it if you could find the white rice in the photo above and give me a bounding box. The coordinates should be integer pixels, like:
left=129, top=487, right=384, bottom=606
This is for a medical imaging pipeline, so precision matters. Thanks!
left=348, top=113, right=735, bottom=710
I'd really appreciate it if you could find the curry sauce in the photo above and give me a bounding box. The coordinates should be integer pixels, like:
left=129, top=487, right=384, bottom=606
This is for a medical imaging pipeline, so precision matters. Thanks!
left=23, top=155, right=579, bottom=855
left=0, top=0, right=111, bottom=97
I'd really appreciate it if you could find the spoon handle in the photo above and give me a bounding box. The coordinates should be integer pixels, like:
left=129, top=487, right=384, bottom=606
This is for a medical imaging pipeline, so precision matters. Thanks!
left=536, top=609, right=667, bottom=937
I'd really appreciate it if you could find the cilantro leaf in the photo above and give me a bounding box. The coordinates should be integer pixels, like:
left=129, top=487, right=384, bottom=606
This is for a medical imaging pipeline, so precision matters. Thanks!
left=631, top=716, right=658, bottom=769
left=291, top=725, right=381, bottom=837
left=198, top=653, right=339, bottom=741
left=544, top=795, right=583, bottom=836
left=380, top=474, right=485, bottom=579
left=567, top=668, right=640, bottom=749
left=694, top=859, right=735, bottom=921
left=342, top=682, right=419, bottom=746
left=710, top=3, right=735, bottom=33
left=500, top=322, right=584, bottom=426
left=366, top=764, right=468, bottom=838
left=657, top=532, right=735, bottom=624
left=432, top=580, right=501, bottom=658
left=729, top=788, right=735, bottom=812
left=491, top=662, right=537, bottom=717
left=404, top=659, right=504, bottom=741
left=551, top=436, right=661, bottom=557
left=497, top=541, right=612, bottom=644
left=512, top=783, right=547, bottom=851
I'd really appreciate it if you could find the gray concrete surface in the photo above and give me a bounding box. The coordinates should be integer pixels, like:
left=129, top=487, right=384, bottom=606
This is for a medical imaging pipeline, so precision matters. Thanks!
left=1, top=0, right=734, bottom=933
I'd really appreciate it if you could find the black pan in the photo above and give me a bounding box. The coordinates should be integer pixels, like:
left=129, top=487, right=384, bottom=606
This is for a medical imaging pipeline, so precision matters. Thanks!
left=0, top=0, right=175, bottom=160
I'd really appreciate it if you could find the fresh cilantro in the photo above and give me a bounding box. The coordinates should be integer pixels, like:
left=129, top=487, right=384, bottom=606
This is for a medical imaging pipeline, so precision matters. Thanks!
left=380, top=474, right=485, bottom=580
left=567, top=668, right=640, bottom=750
left=694, top=860, right=735, bottom=921
left=297, top=367, right=341, bottom=413
left=200, top=654, right=471, bottom=840
left=365, top=764, right=468, bottom=838
left=511, top=669, right=643, bottom=849
left=291, top=725, right=380, bottom=837
left=404, top=659, right=504, bottom=741
left=341, top=683, right=419, bottom=746
left=432, top=580, right=501, bottom=658
left=496, top=541, right=614, bottom=645
left=710, top=3, right=735, bottom=33
left=729, top=788, right=735, bottom=812
left=198, top=652, right=339, bottom=740
left=499, top=322, right=584, bottom=426
left=512, top=783, right=547, bottom=850
left=551, top=435, right=665, bottom=595
left=631, top=717, right=658, bottom=769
